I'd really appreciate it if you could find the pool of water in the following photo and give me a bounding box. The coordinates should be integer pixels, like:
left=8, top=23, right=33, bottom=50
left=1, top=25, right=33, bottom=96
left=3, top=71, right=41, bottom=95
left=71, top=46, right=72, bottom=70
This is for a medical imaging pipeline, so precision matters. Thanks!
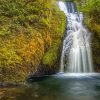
left=0, top=73, right=100, bottom=100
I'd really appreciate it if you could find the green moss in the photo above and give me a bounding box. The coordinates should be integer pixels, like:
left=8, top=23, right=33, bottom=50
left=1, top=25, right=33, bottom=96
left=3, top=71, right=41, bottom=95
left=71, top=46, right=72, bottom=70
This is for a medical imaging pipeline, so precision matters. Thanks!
left=0, top=48, right=22, bottom=68
left=0, top=0, right=66, bottom=82
left=43, top=48, right=58, bottom=66
left=43, top=10, right=66, bottom=67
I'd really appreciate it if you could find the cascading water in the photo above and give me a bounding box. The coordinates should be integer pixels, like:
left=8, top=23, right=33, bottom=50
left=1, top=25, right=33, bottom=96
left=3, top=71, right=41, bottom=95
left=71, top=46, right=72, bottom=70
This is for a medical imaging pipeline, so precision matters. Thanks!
left=58, top=1, right=93, bottom=73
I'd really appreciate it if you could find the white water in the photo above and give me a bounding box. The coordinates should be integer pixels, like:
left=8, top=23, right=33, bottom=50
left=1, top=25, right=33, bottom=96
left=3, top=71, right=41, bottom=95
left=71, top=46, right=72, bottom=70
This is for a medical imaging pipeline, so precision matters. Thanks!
left=58, top=1, right=93, bottom=73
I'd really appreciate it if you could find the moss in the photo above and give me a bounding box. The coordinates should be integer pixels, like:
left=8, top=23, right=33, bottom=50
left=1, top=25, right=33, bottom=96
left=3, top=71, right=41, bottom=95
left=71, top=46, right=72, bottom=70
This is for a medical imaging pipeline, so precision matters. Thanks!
left=42, top=9, right=66, bottom=68
left=43, top=48, right=58, bottom=66
left=0, top=0, right=66, bottom=82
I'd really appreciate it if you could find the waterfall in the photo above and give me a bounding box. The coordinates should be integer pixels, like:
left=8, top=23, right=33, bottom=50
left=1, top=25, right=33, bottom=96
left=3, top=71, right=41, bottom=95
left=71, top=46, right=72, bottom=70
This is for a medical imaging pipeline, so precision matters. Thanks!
left=58, top=1, right=93, bottom=73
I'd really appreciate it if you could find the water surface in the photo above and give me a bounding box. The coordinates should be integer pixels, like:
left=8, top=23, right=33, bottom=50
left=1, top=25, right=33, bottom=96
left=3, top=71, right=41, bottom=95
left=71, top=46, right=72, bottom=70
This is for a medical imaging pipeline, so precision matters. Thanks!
left=0, top=73, right=100, bottom=100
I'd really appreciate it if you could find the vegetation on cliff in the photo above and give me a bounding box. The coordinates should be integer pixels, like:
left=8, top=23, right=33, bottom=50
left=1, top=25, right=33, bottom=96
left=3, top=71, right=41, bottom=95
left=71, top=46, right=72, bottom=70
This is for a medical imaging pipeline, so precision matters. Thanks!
left=75, top=0, right=100, bottom=71
left=0, top=0, right=66, bottom=82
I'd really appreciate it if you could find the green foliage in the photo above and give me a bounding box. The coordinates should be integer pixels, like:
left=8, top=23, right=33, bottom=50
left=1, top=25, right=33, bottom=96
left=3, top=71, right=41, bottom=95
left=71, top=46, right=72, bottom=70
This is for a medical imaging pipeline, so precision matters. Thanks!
left=43, top=48, right=58, bottom=66
left=0, top=0, right=66, bottom=82
left=75, top=0, right=100, bottom=23
left=0, top=0, right=53, bottom=36
left=43, top=7, right=66, bottom=67
left=0, top=48, right=22, bottom=68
